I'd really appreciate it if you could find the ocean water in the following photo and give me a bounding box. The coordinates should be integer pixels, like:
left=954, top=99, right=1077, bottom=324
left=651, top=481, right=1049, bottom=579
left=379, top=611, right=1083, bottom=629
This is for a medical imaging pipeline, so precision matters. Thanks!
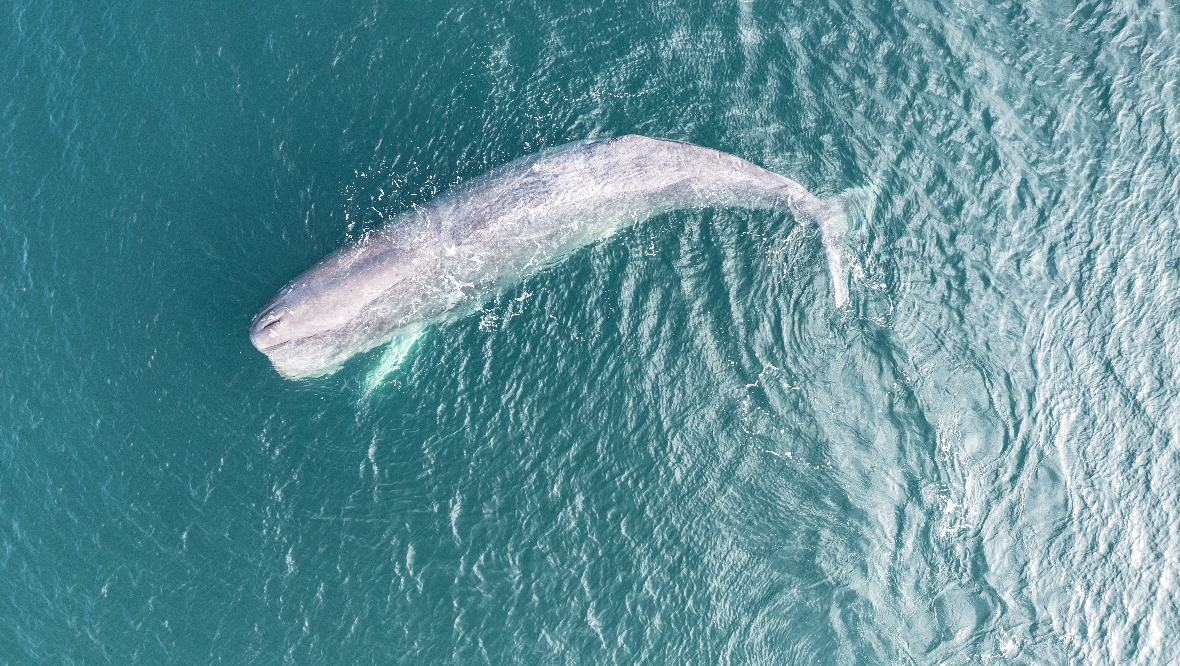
left=2, top=0, right=1178, bottom=662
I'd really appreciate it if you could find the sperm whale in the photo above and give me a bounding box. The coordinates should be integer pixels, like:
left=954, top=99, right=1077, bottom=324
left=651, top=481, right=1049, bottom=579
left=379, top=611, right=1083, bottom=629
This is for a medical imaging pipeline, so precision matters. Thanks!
left=250, top=135, right=847, bottom=379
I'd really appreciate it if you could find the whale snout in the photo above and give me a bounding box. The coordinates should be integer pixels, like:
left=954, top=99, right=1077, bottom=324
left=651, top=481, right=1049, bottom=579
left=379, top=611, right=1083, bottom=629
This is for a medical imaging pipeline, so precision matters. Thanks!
left=249, top=306, right=288, bottom=351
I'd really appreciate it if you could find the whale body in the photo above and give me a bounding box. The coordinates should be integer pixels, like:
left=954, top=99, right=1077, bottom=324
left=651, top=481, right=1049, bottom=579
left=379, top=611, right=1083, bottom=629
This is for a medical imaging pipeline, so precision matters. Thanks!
left=250, top=135, right=847, bottom=379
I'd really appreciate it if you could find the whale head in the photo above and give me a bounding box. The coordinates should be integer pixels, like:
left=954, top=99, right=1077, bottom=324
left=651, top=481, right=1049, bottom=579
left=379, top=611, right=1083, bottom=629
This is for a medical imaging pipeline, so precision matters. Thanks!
left=249, top=237, right=420, bottom=378
left=248, top=283, right=321, bottom=353
left=250, top=271, right=396, bottom=380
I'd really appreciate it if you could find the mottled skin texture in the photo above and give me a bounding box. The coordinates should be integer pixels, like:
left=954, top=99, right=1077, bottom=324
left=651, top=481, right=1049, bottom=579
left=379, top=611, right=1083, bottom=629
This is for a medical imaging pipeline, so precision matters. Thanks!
left=250, top=135, right=846, bottom=379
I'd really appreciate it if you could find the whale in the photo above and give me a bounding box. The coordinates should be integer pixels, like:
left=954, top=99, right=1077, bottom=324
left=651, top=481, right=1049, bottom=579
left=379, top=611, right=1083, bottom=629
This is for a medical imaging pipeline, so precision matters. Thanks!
left=250, top=135, right=848, bottom=379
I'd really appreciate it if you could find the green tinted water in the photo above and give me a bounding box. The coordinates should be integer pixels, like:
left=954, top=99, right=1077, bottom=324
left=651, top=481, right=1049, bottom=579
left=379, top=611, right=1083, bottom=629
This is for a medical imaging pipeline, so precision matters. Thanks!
left=3, top=0, right=1178, bottom=663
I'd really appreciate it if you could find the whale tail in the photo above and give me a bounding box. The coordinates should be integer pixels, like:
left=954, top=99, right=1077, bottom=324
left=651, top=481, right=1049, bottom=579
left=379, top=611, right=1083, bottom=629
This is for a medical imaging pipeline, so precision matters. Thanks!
left=815, top=198, right=849, bottom=308
left=786, top=189, right=849, bottom=308
left=764, top=174, right=852, bottom=308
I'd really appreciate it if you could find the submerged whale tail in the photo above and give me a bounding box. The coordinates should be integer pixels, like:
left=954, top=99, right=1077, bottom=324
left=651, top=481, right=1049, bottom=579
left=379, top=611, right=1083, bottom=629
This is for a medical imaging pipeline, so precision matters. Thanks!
left=815, top=198, right=850, bottom=308
left=782, top=187, right=849, bottom=308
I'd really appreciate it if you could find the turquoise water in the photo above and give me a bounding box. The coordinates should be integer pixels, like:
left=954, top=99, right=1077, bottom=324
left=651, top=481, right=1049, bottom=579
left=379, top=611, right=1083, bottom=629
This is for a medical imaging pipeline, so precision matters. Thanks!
left=3, top=0, right=1178, bottom=662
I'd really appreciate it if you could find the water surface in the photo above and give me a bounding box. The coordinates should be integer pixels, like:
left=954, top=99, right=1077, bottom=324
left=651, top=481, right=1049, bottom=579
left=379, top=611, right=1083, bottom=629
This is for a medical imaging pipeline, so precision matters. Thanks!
left=2, top=0, right=1178, bottom=663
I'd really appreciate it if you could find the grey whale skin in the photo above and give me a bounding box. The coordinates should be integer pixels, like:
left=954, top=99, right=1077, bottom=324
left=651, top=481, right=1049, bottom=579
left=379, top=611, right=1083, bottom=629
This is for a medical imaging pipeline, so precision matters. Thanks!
left=250, top=135, right=847, bottom=379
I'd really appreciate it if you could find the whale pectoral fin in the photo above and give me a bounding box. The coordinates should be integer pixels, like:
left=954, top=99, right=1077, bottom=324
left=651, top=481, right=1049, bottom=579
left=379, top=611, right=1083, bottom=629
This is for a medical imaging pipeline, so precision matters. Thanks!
left=364, top=329, right=427, bottom=390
